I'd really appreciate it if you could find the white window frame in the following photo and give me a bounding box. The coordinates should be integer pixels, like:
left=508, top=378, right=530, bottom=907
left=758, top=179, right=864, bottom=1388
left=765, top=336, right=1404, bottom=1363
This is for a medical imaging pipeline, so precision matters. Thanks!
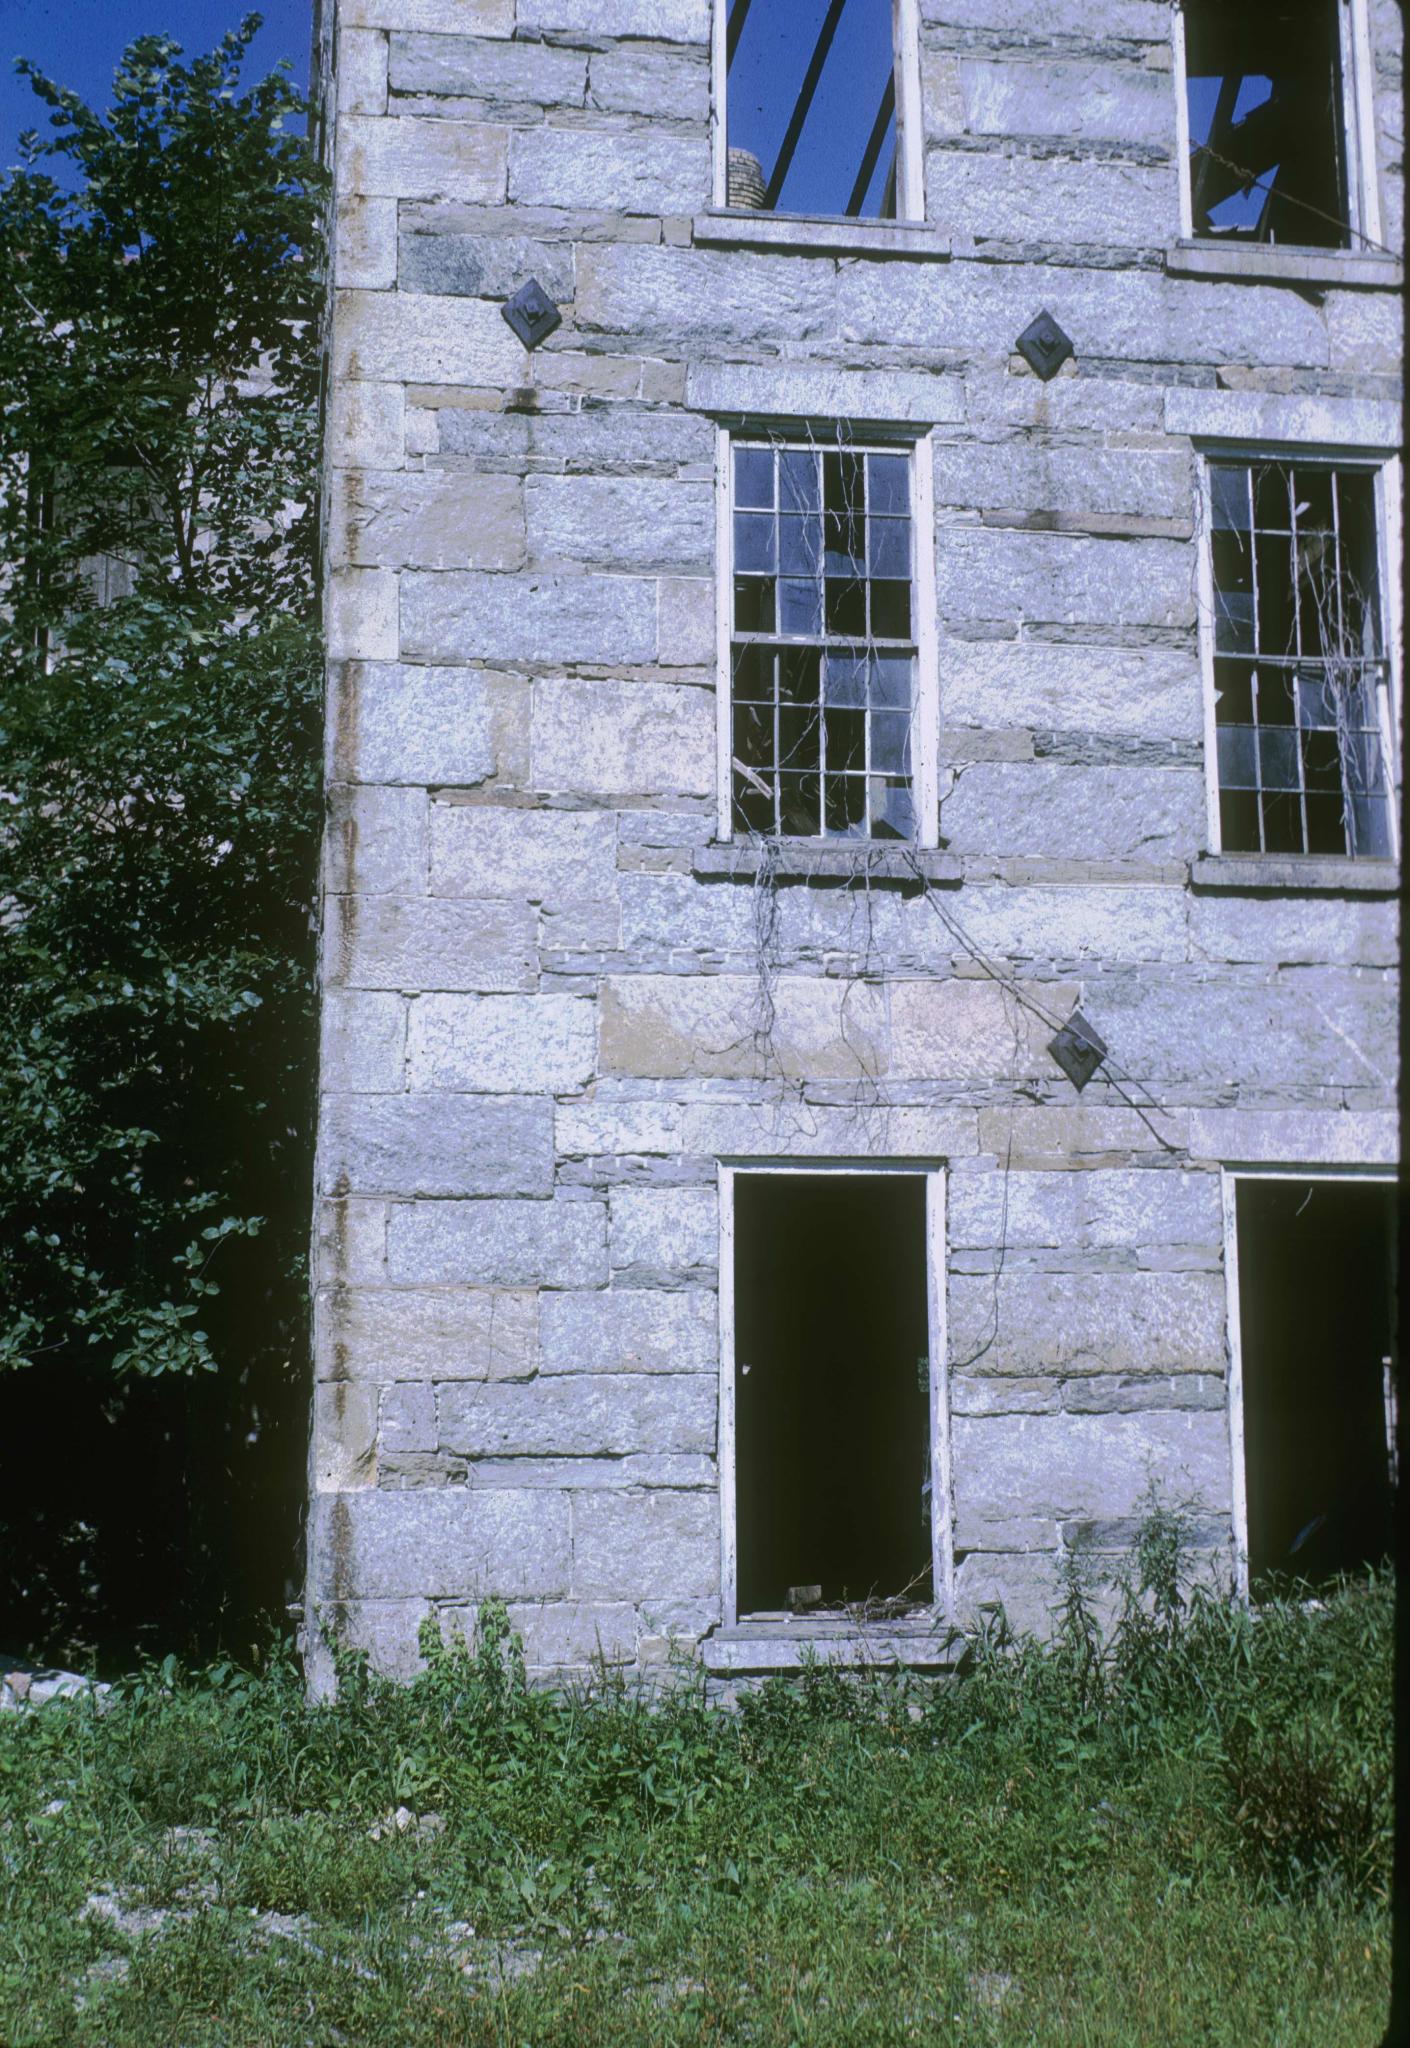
left=711, top=0, right=925, bottom=223
left=1172, top=0, right=1384, bottom=252
left=1194, top=445, right=1402, bottom=863
left=714, top=424, right=940, bottom=846
left=717, top=1159, right=953, bottom=1629
left=1221, top=1164, right=1398, bottom=1600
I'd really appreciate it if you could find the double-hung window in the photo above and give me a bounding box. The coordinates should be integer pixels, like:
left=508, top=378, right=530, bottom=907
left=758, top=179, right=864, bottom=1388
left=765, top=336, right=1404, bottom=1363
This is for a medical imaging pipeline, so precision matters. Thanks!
left=727, top=436, right=922, bottom=841
left=1206, top=456, right=1397, bottom=860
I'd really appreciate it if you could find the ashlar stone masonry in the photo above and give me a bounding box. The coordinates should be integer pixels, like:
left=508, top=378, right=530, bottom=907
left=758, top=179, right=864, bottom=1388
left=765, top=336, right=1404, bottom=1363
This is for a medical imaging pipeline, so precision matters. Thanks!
left=308, top=0, right=1402, bottom=1688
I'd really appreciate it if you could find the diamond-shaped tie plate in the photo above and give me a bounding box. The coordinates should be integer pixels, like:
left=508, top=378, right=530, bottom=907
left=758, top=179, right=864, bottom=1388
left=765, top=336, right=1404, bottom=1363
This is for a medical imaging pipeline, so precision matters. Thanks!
left=501, top=277, right=562, bottom=349
left=1048, top=1008, right=1108, bottom=1092
left=1016, top=309, right=1074, bottom=381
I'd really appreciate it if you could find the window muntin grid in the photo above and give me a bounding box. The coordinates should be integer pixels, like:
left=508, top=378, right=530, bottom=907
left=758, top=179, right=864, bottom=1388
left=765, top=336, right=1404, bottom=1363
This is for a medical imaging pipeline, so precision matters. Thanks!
left=730, top=439, right=916, bottom=840
left=1209, top=459, right=1393, bottom=859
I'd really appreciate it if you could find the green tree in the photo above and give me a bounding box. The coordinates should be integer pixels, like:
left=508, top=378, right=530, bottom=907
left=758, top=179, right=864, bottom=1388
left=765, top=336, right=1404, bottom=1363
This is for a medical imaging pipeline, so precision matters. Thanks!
left=0, top=18, right=325, bottom=1386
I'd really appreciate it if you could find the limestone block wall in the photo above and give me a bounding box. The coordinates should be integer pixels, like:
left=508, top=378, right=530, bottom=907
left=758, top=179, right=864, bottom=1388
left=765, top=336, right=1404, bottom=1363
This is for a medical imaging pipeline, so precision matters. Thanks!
left=308, top=0, right=1402, bottom=1683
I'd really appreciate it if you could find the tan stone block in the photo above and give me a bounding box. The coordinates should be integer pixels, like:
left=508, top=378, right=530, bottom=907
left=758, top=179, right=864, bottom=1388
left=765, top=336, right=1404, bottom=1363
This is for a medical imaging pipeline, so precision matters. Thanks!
left=318, top=1285, right=538, bottom=1382
left=313, top=1382, right=379, bottom=1492
left=335, top=194, right=397, bottom=291
left=599, top=975, right=887, bottom=1082
left=326, top=566, right=399, bottom=661
left=327, top=382, right=405, bottom=470
left=336, top=115, right=508, bottom=203
left=331, top=470, right=525, bottom=571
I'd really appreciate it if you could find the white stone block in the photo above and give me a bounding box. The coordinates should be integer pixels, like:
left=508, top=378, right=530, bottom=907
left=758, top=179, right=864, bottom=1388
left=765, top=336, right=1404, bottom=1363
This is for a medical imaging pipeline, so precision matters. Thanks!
left=321, top=1091, right=553, bottom=1198
left=385, top=1198, right=609, bottom=1287
left=571, top=1490, right=720, bottom=1601
left=657, top=578, right=715, bottom=667
left=940, top=638, right=1202, bottom=742
left=336, top=115, right=508, bottom=203
left=402, top=570, right=659, bottom=665
left=334, top=291, right=524, bottom=388
left=686, top=360, right=965, bottom=425
left=610, top=1186, right=718, bottom=1277
left=941, top=763, right=1205, bottom=863
left=408, top=994, right=598, bottom=1092
left=958, top=57, right=1175, bottom=146
left=531, top=678, right=714, bottom=797
left=317, top=1285, right=538, bottom=1381
left=334, top=664, right=503, bottom=787
left=889, top=977, right=1078, bottom=1081
left=539, top=1289, right=718, bottom=1374
left=338, top=27, right=389, bottom=115
left=326, top=567, right=399, bottom=661
left=335, top=194, right=397, bottom=291
left=525, top=476, right=712, bottom=573
left=327, top=381, right=405, bottom=470
left=509, top=125, right=707, bottom=215
left=439, top=1373, right=716, bottom=1455
left=430, top=804, right=619, bottom=903
left=576, top=244, right=836, bottom=345
left=390, top=32, right=587, bottom=105
left=309, top=1487, right=571, bottom=1601
left=320, top=989, right=407, bottom=1093
left=517, top=0, right=709, bottom=39
left=342, top=0, right=514, bottom=30
left=312, top=1383, right=379, bottom=1491
left=332, top=470, right=525, bottom=571
left=952, top=1412, right=1231, bottom=1534
left=324, top=783, right=428, bottom=897
left=327, top=894, right=536, bottom=995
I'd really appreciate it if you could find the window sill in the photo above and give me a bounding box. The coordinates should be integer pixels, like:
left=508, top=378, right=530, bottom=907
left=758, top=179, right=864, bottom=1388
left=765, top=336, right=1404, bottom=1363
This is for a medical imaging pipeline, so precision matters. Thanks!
left=702, top=1617, right=969, bottom=1676
left=694, top=210, right=951, bottom=260
left=693, top=842, right=963, bottom=887
left=1191, top=853, right=1400, bottom=896
left=1166, top=239, right=1403, bottom=290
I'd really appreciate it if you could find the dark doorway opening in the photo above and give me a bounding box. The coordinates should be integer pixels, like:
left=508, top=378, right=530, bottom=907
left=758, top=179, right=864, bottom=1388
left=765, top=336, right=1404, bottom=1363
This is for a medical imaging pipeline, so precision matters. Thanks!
left=733, top=1172, right=932, bottom=1615
left=1236, top=1177, right=1396, bottom=1593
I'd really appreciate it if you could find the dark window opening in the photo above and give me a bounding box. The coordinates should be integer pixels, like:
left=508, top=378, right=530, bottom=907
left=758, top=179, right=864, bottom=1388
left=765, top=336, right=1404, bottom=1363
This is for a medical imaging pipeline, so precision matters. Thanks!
left=1237, top=1178, right=1397, bottom=1594
left=1209, top=459, right=1392, bottom=860
left=732, top=438, right=916, bottom=841
left=726, top=0, right=900, bottom=218
left=1184, top=1, right=1348, bottom=247
left=734, top=1173, right=932, bottom=1616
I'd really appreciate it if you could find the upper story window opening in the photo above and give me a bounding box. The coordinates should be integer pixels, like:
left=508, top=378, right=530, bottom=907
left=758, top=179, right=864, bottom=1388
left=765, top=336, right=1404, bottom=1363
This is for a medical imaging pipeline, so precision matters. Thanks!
left=729, top=434, right=918, bottom=842
left=1181, top=0, right=1358, bottom=248
left=722, top=0, right=913, bottom=220
left=1207, top=457, right=1396, bottom=861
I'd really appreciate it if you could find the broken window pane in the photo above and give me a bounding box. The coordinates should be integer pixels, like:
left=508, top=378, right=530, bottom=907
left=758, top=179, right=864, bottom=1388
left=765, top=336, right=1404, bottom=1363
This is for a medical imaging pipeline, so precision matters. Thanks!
left=731, top=437, right=917, bottom=841
left=1208, top=459, right=1393, bottom=859
left=726, top=0, right=901, bottom=218
left=1184, top=1, right=1349, bottom=247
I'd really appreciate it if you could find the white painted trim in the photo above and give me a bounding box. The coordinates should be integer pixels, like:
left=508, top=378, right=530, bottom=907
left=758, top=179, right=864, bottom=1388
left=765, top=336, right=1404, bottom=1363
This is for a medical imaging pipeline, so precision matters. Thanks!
left=1221, top=1162, right=1399, bottom=1600
left=1220, top=1170, right=1249, bottom=1597
left=893, top=0, right=925, bottom=225
left=912, top=431, right=940, bottom=849
left=717, top=1160, right=737, bottom=1626
left=1374, top=455, right=1402, bottom=860
left=1193, top=454, right=1223, bottom=854
left=712, top=0, right=923, bottom=223
left=717, top=1159, right=949, bottom=1628
left=714, top=427, right=734, bottom=844
left=1171, top=4, right=1194, bottom=243
left=926, top=1169, right=955, bottom=1622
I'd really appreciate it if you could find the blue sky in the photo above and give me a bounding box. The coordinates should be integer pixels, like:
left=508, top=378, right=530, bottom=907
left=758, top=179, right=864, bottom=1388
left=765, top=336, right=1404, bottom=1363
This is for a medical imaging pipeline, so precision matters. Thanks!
left=1, top=0, right=312, bottom=176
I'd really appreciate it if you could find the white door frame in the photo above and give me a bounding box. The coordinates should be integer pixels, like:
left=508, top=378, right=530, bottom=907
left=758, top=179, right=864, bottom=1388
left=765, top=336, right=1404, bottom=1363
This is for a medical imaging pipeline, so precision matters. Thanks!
left=717, top=1158, right=952, bottom=1627
left=1221, top=1162, right=1397, bottom=1597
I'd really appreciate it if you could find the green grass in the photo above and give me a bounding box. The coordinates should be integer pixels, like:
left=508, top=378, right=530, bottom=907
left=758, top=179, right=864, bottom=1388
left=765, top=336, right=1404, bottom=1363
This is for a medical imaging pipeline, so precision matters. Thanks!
left=0, top=1530, right=1391, bottom=2045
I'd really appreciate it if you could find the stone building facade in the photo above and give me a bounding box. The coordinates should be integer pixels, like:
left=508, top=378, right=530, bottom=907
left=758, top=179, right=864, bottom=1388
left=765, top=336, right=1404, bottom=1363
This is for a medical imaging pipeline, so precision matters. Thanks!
left=307, top=0, right=1402, bottom=1689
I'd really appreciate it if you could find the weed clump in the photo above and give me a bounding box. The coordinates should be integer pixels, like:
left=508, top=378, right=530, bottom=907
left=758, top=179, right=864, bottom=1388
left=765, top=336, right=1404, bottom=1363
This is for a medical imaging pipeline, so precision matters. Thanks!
left=0, top=1523, right=1391, bottom=2046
